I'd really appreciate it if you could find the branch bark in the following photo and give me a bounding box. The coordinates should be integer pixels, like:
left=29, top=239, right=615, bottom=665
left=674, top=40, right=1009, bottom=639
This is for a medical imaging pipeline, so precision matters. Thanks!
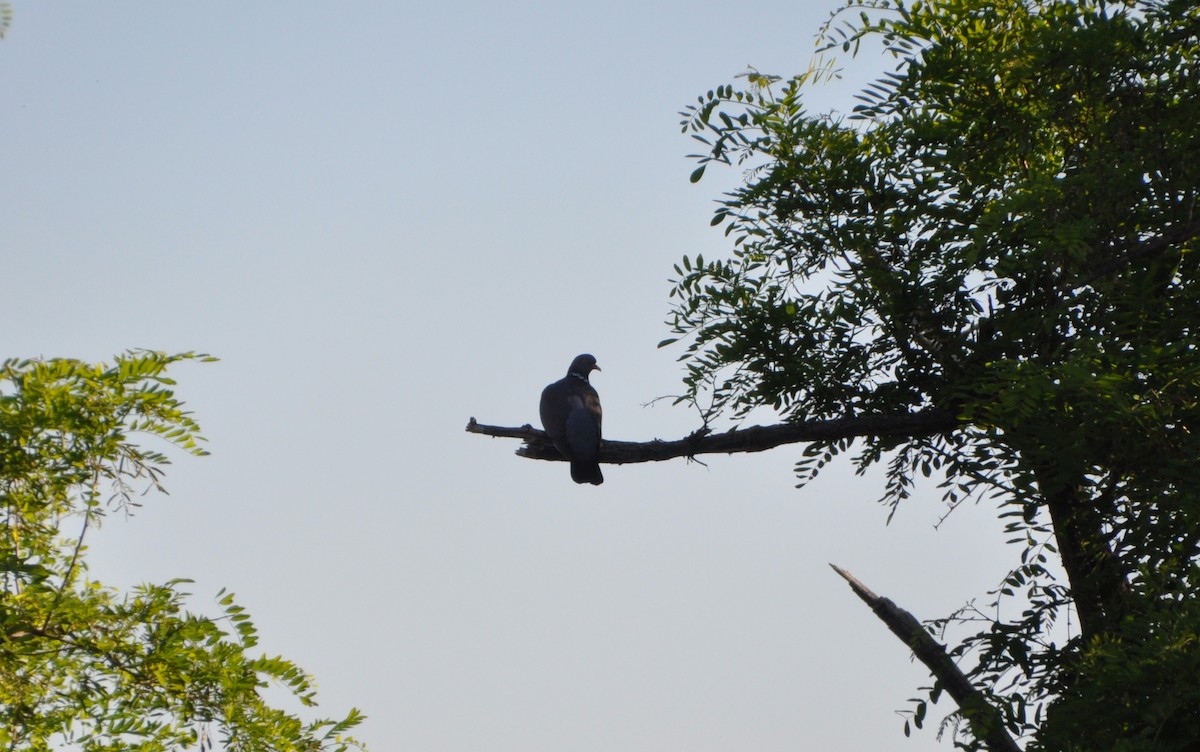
left=830, top=564, right=1023, bottom=752
left=1066, top=218, right=1200, bottom=292
left=465, top=407, right=958, bottom=465
left=1040, top=480, right=1128, bottom=640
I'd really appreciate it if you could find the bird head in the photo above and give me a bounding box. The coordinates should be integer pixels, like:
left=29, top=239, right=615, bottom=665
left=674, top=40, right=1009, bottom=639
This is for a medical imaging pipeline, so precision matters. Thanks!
left=567, top=354, right=600, bottom=379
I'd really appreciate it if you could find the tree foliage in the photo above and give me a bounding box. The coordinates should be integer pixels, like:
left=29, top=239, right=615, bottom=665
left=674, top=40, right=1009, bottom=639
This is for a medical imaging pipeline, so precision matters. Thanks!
left=0, top=352, right=365, bottom=751
left=669, top=0, right=1200, bottom=748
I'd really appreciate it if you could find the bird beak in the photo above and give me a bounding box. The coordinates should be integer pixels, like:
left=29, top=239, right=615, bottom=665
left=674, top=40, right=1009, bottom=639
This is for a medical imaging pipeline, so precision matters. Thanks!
left=594, top=365, right=602, bottom=372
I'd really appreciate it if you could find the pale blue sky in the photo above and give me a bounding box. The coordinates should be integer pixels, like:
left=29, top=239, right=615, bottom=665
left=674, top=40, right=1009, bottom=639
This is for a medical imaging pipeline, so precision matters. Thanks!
left=3, top=3, right=1015, bottom=750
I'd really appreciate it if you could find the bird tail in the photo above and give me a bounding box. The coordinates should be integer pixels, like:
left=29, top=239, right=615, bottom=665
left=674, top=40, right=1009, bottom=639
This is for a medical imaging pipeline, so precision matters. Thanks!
left=570, top=461, right=603, bottom=485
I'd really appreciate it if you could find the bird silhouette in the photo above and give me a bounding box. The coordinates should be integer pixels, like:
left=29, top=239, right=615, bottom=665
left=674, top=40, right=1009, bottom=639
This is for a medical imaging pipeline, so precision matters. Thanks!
left=539, top=354, right=603, bottom=485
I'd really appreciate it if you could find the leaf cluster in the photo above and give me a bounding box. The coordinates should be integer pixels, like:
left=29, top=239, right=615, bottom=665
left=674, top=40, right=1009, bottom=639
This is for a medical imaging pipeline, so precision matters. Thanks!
left=667, top=0, right=1200, bottom=748
left=0, top=352, right=366, bottom=752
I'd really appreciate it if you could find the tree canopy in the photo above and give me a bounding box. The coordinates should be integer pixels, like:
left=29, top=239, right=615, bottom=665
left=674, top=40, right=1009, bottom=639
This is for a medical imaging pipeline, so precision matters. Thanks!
left=0, top=352, right=365, bottom=751
left=664, top=0, right=1200, bottom=748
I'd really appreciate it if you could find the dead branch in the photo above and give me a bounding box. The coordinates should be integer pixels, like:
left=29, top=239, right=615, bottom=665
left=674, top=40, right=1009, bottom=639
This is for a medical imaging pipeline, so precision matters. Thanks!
left=465, top=407, right=958, bottom=465
left=830, top=564, right=1022, bottom=752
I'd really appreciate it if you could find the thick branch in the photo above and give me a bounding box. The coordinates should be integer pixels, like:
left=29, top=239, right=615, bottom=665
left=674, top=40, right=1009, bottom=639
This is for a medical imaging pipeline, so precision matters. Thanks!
left=830, top=564, right=1022, bottom=752
left=1066, top=218, right=1200, bottom=292
left=1040, top=481, right=1128, bottom=640
left=465, top=407, right=958, bottom=464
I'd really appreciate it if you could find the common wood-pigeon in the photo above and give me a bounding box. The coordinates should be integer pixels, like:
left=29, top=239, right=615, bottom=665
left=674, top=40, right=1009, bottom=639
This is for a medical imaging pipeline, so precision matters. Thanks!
left=539, top=354, right=603, bottom=485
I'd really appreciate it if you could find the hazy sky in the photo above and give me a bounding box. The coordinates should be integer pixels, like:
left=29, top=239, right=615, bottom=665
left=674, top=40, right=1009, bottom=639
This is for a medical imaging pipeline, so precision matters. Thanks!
left=3, top=3, right=1017, bottom=750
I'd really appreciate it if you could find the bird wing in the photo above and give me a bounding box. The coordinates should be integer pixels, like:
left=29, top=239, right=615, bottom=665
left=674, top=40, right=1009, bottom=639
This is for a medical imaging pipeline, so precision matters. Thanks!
left=564, top=396, right=600, bottom=464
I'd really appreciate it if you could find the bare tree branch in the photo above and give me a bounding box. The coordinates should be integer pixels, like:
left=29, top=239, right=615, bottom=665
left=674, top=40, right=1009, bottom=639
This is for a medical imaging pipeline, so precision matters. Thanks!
left=465, top=407, right=958, bottom=465
left=830, top=564, right=1022, bottom=752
